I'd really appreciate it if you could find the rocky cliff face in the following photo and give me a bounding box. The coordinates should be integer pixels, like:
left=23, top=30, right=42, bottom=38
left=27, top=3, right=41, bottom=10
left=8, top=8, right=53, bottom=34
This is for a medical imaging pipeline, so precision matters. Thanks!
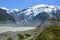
left=0, top=4, right=60, bottom=26
left=0, top=4, right=60, bottom=40
left=0, top=8, right=16, bottom=23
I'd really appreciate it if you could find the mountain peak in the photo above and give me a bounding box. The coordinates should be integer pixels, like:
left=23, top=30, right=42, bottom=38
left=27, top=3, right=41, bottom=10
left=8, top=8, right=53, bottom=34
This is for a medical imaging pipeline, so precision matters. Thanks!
left=0, top=7, right=10, bottom=10
left=13, top=9, right=19, bottom=12
left=0, top=4, right=60, bottom=26
left=33, top=4, right=58, bottom=9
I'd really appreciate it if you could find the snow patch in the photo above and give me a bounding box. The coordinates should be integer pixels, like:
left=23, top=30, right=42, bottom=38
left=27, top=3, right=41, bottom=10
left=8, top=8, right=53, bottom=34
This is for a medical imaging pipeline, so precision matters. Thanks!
left=13, top=9, right=19, bottom=12
left=0, top=7, right=10, bottom=10
left=44, top=8, right=53, bottom=12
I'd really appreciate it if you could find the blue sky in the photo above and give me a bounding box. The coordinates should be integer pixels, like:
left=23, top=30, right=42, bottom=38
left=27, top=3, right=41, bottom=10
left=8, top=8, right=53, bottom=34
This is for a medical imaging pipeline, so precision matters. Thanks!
left=0, top=0, right=60, bottom=10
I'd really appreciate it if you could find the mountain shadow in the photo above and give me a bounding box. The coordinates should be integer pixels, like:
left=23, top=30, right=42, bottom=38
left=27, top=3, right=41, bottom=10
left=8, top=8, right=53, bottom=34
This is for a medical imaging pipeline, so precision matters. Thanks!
left=0, top=8, right=16, bottom=23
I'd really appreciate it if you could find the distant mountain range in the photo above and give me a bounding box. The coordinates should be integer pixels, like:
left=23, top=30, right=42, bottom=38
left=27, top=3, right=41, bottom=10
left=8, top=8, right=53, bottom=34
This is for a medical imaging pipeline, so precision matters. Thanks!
left=0, top=4, right=60, bottom=26
left=0, top=4, right=60, bottom=40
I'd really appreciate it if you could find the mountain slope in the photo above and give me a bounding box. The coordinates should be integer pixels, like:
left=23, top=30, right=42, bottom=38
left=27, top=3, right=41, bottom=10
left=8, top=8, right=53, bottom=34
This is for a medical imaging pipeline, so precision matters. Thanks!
left=7, top=4, right=60, bottom=22
left=0, top=4, right=60, bottom=26
left=0, top=8, right=16, bottom=23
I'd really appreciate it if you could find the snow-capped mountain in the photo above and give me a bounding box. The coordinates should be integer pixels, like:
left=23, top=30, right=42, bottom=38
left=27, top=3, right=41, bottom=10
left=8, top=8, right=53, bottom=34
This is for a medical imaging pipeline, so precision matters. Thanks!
left=16, top=4, right=60, bottom=22
left=0, top=4, right=60, bottom=26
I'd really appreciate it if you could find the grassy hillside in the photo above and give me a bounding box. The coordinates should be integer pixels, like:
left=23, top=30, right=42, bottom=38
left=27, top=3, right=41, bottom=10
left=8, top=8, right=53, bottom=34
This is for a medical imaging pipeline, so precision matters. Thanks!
left=0, top=22, right=60, bottom=40
left=35, top=25, right=60, bottom=40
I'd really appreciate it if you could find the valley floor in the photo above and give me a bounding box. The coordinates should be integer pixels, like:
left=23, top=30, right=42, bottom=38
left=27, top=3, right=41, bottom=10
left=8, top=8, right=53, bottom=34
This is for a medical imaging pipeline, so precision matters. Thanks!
left=0, top=21, right=60, bottom=40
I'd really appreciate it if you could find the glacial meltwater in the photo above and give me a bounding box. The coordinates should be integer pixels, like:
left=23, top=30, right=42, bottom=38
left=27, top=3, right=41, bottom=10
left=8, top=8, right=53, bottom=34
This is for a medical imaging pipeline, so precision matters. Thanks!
left=0, top=26, right=36, bottom=33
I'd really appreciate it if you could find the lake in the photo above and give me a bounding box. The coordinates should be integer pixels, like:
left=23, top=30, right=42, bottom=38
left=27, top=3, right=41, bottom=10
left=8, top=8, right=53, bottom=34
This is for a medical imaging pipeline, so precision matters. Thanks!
left=0, top=26, right=36, bottom=33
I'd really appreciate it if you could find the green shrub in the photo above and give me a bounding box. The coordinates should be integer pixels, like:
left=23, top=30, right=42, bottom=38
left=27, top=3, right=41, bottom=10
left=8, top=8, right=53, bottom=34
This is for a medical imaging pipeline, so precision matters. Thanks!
left=7, top=37, right=12, bottom=40
left=35, top=25, right=60, bottom=40
left=25, top=34, right=31, bottom=37
left=17, top=34, right=24, bottom=40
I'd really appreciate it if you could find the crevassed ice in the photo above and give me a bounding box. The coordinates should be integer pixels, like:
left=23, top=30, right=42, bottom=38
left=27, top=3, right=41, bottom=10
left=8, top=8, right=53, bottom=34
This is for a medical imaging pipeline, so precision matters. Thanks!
left=33, top=8, right=44, bottom=16
left=24, top=9, right=32, bottom=16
